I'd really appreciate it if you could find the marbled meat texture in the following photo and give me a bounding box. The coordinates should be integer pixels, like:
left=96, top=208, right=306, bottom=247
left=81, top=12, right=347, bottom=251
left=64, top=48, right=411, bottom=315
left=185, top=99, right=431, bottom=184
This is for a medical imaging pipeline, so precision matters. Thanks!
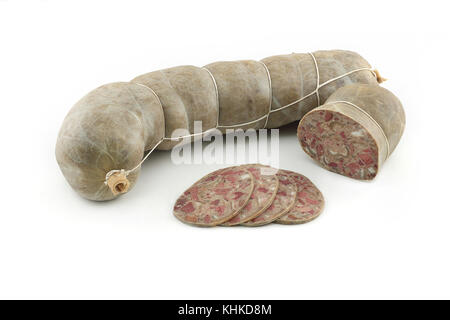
left=243, top=169, right=297, bottom=227
left=276, top=170, right=324, bottom=224
left=299, top=110, right=379, bottom=180
left=173, top=167, right=254, bottom=226
left=222, top=164, right=279, bottom=226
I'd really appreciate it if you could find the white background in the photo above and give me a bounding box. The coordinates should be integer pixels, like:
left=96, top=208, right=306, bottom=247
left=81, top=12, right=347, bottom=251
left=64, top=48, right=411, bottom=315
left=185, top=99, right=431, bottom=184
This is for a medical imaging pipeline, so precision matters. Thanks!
left=0, top=0, right=449, bottom=299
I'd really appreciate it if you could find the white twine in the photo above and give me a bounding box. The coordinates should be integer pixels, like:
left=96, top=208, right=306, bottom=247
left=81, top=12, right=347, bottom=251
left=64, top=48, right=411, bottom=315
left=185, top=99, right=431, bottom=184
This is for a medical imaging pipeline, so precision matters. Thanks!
left=105, top=52, right=378, bottom=184
left=259, top=60, right=273, bottom=129
left=324, top=100, right=390, bottom=160
left=202, top=67, right=220, bottom=127
left=309, top=52, right=321, bottom=106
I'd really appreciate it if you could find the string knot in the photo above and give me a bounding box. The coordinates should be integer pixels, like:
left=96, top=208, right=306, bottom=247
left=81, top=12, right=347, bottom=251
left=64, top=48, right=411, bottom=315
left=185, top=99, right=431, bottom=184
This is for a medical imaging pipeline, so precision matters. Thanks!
left=373, top=69, right=387, bottom=83
left=104, top=169, right=130, bottom=196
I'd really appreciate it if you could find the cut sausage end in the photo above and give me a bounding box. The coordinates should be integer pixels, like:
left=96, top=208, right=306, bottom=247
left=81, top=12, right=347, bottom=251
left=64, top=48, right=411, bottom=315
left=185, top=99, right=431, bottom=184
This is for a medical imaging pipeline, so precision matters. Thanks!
left=298, top=109, right=379, bottom=180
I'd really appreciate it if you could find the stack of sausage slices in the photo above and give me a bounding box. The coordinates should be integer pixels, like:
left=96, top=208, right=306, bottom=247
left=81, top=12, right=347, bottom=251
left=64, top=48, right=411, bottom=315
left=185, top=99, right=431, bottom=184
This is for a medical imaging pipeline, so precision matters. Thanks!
left=173, top=164, right=324, bottom=227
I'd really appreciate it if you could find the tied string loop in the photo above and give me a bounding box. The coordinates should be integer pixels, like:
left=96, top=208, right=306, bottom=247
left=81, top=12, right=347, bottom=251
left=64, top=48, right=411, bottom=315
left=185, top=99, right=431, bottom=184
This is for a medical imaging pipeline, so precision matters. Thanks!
left=105, top=52, right=380, bottom=185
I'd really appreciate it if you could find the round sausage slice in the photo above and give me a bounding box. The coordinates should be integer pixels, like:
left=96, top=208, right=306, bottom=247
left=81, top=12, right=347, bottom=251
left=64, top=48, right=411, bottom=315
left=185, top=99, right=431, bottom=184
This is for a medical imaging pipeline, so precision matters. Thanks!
left=173, top=167, right=254, bottom=226
left=222, top=164, right=279, bottom=226
left=243, top=169, right=297, bottom=227
left=275, top=170, right=324, bottom=224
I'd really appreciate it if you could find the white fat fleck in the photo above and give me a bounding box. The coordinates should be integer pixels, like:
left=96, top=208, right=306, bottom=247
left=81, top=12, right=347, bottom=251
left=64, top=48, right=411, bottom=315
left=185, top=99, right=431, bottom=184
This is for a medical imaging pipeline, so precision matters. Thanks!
left=360, top=169, right=364, bottom=179
left=351, top=129, right=365, bottom=137
left=368, top=167, right=376, bottom=174
left=328, top=150, right=337, bottom=155
left=261, top=167, right=277, bottom=176
left=241, top=174, right=250, bottom=179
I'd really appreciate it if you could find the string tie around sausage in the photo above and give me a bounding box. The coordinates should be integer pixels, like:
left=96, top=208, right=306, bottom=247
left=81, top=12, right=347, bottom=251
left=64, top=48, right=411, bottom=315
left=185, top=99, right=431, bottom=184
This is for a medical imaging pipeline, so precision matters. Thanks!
left=104, top=52, right=383, bottom=185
